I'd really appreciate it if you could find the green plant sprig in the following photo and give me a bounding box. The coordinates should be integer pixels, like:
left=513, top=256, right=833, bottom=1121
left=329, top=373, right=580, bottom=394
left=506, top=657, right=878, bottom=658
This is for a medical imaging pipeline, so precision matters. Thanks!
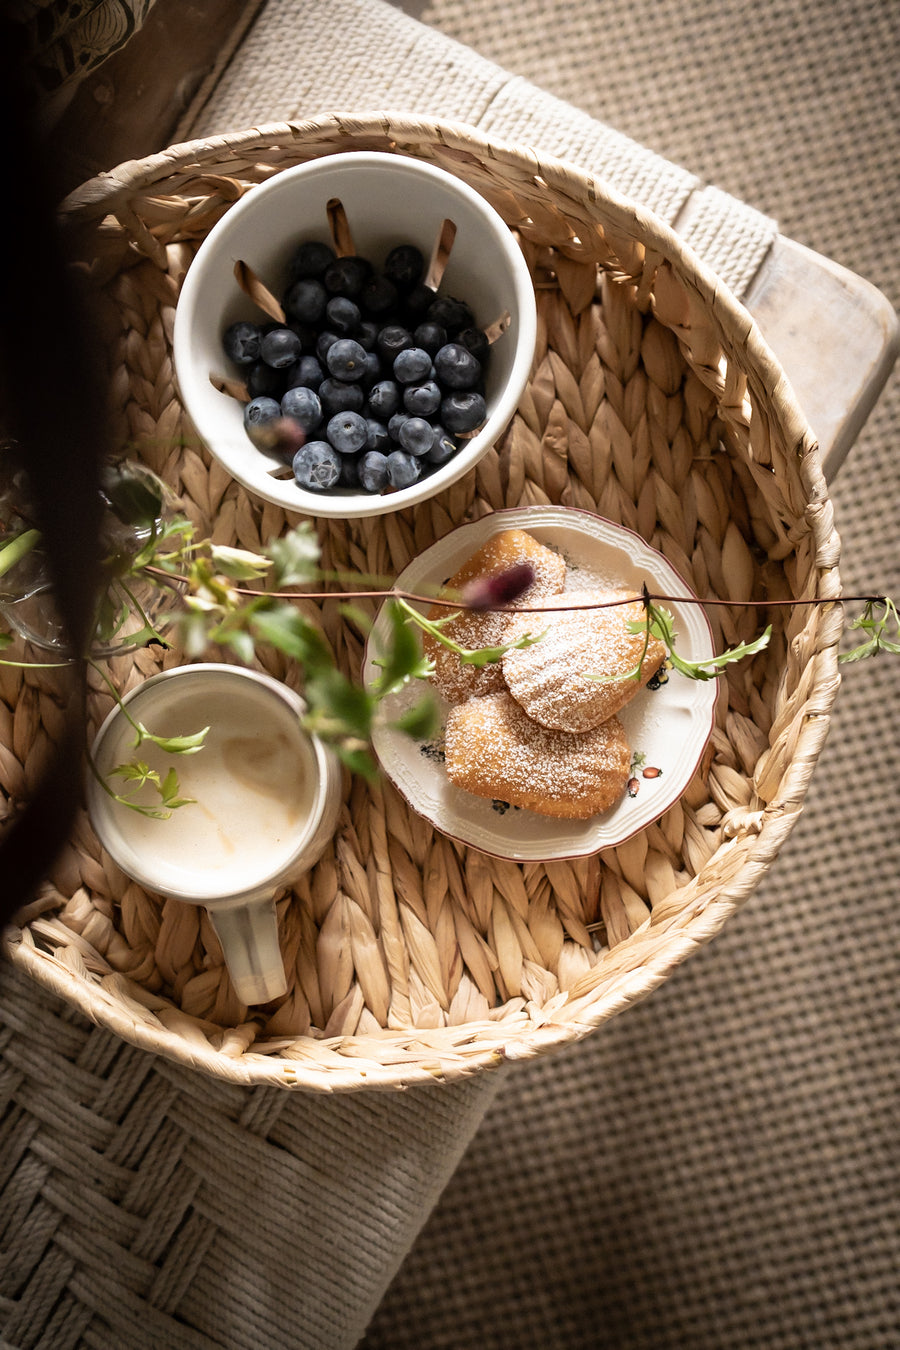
left=840, top=596, right=900, bottom=662
left=0, top=528, right=41, bottom=578
left=103, top=760, right=197, bottom=819
left=86, top=658, right=209, bottom=817
left=391, top=596, right=546, bottom=668
left=2, top=467, right=898, bottom=804
left=636, top=601, right=772, bottom=681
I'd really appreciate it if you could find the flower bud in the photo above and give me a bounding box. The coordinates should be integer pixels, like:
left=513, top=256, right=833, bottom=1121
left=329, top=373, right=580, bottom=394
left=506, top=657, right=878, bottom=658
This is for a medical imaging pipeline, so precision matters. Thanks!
left=461, top=561, right=535, bottom=610
left=248, top=417, right=307, bottom=459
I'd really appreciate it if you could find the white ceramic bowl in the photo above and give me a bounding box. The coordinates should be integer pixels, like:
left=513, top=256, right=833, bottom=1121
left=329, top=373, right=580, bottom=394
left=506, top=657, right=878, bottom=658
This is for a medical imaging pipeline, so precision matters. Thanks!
left=173, top=152, right=537, bottom=519
left=363, top=507, right=719, bottom=862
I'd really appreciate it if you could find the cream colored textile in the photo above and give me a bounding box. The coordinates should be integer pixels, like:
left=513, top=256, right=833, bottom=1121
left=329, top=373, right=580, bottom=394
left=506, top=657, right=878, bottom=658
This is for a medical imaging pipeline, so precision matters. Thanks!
left=0, top=962, right=504, bottom=1350
left=179, top=0, right=777, bottom=297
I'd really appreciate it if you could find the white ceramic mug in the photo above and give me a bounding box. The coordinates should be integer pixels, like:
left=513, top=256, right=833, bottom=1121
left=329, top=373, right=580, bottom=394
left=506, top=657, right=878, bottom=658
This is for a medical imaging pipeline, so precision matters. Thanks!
left=86, top=663, right=342, bottom=1005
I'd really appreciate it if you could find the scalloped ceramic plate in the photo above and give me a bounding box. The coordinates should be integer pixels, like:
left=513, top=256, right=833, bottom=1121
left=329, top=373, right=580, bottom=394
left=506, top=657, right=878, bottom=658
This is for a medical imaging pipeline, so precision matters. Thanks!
left=363, top=506, right=718, bottom=861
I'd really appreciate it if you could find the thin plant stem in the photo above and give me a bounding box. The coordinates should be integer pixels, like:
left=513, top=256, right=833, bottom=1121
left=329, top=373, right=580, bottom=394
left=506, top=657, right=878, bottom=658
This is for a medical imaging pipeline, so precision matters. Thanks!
left=143, top=562, right=879, bottom=615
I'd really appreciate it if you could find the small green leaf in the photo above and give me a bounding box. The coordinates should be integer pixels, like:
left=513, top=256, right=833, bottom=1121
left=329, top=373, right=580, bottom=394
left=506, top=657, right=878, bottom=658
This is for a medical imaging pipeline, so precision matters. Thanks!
left=393, top=597, right=545, bottom=670
left=209, top=543, right=272, bottom=580
left=621, top=604, right=770, bottom=681
left=390, top=695, right=440, bottom=741
left=159, top=766, right=196, bottom=809
left=100, top=755, right=196, bottom=818
left=109, top=759, right=160, bottom=787
left=339, top=602, right=374, bottom=636
left=132, top=516, right=194, bottom=571
left=840, top=638, right=879, bottom=664
left=303, top=667, right=374, bottom=742
left=101, top=461, right=164, bottom=527
left=220, top=627, right=257, bottom=664
left=251, top=602, right=333, bottom=670
left=133, top=722, right=209, bottom=754
left=458, top=628, right=545, bottom=667
left=331, top=741, right=379, bottom=781
left=94, top=587, right=129, bottom=643
left=370, top=601, right=434, bottom=694
left=266, top=522, right=321, bottom=587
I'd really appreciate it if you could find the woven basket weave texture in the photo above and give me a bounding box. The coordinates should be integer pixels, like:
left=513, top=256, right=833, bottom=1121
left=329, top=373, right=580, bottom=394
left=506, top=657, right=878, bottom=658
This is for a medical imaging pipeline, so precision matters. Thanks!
left=4, top=115, right=841, bottom=1091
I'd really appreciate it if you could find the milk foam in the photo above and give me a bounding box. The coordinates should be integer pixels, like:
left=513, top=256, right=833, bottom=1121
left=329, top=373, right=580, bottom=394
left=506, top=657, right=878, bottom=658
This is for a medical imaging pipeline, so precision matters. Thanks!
left=94, top=677, right=315, bottom=900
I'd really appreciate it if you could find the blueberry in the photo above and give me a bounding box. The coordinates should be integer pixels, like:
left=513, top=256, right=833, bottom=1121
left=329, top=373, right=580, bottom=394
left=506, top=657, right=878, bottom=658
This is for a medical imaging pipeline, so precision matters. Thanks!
left=393, top=347, right=433, bottom=385
left=292, top=441, right=342, bottom=491
left=364, top=419, right=391, bottom=453
left=325, top=338, right=368, bottom=382
left=285, top=354, right=324, bottom=391
left=413, top=321, right=447, bottom=356
left=223, top=320, right=262, bottom=365
left=285, top=321, right=318, bottom=352
left=260, top=327, right=303, bottom=369
left=356, top=320, right=380, bottom=352
left=441, top=391, right=487, bottom=433
left=388, top=412, right=410, bottom=443
left=427, top=424, right=458, bottom=465
left=358, top=450, right=389, bottom=492
left=398, top=416, right=435, bottom=457
left=283, top=278, right=327, bottom=324
left=242, top=394, right=282, bottom=437
left=456, top=326, right=491, bottom=364
left=403, top=380, right=442, bottom=416
left=427, top=295, right=474, bottom=333
left=361, top=351, right=383, bottom=388
left=367, top=380, right=401, bottom=419
left=360, top=274, right=398, bottom=316
left=402, top=282, right=437, bottom=321
left=383, top=247, right=426, bottom=291
left=383, top=244, right=424, bottom=291
left=376, top=325, right=414, bottom=363
left=325, top=295, right=361, bottom=335
left=246, top=361, right=284, bottom=399
left=324, top=255, right=371, bottom=298
left=318, top=377, right=365, bottom=415
left=339, top=454, right=359, bottom=488
left=288, top=240, right=336, bottom=281
left=241, top=394, right=283, bottom=450
left=280, top=386, right=323, bottom=433
left=386, top=450, right=422, bottom=489
left=316, top=330, right=340, bottom=363
left=326, top=410, right=367, bottom=455
left=434, top=342, right=482, bottom=390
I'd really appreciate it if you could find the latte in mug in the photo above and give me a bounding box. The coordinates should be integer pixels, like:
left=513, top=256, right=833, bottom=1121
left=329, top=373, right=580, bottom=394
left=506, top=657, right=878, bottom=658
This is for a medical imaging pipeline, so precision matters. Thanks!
left=87, top=664, right=342, bottom=1004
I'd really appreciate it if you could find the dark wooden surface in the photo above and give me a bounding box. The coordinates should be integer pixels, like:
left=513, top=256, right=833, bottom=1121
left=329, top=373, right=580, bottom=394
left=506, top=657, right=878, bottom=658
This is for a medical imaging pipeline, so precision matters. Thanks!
left=49, top=0, right=257, bottom=196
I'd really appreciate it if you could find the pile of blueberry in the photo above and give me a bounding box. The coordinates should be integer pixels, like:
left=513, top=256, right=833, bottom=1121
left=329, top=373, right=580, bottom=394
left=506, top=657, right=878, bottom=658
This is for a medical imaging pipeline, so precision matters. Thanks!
left=222, top=238, right=492, bottom=494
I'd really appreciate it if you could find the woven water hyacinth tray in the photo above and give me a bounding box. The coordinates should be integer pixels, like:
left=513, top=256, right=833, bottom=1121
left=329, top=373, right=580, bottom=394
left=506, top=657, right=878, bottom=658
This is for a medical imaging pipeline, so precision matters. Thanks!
left=4, top=115, right=842, bottom=1090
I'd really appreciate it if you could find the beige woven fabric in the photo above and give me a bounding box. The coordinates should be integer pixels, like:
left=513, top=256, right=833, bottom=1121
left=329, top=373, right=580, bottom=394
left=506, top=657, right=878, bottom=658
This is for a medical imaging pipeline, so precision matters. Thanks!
left=179, top=0, right=777, bottom=297
left=0, top=960, right=502, bottom=1349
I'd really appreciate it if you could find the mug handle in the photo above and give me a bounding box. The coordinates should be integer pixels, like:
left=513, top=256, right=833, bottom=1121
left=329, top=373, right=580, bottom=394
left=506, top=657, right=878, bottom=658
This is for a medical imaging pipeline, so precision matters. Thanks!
left=207, top=897, right=288, bottom=1005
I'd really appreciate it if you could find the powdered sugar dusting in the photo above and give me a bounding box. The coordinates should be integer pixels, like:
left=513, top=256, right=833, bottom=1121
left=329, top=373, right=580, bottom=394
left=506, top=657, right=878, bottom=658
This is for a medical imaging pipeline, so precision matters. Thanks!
left=502, top=590, right=667, bottom=732
left=445, top=692, right=631, bottom=819
left=424, top=529, right=566, bottom=702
